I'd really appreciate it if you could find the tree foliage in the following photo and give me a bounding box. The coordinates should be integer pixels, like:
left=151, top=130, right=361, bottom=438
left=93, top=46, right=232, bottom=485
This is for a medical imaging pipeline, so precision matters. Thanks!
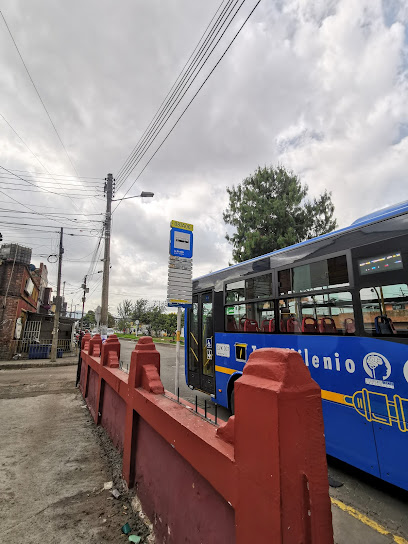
left=116, top=298, right=181, bottom=336
left=223, top=165, right=337, bottom=262
left=83, top=309, right=115, bottom=328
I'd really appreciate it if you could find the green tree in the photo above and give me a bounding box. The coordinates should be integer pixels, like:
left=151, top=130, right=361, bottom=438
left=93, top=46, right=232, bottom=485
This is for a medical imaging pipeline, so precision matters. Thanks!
left=132, top=298, right=149, bottom=323
left=117, top=299, right=133, bottom=331
left=223, top=165, right=337, bottom=262
left=163, top=313, right=178, bottom=336
left=146, top=302, right=167, bottom=335
left=83, top=310, right=96, bottom=328
left=108, top=312, right=115, bottom=328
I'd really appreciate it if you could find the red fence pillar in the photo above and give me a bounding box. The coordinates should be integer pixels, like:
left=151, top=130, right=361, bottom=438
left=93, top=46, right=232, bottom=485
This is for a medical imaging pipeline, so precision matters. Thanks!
left=230, top=348, right=333, bottom=544
left=123, top=337, right=164, bottom=483
left=101, top=334, right=120, bottom=368
left=81, top=332, right=91, bottom=351
left=89, top=334, right=102, bottom=357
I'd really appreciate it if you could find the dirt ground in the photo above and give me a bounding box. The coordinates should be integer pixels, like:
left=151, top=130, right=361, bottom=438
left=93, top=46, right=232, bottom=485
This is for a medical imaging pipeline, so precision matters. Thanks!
left=0, top=366, right=152, bottom=543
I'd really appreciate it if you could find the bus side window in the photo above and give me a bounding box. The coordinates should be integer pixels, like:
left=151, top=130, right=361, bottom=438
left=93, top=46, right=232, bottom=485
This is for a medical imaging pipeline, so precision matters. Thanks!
left=279, top=292, right=354, bottom=335
left=360, top=284, right=408, bottom=336
left=225, top=301, right=273, bottom=333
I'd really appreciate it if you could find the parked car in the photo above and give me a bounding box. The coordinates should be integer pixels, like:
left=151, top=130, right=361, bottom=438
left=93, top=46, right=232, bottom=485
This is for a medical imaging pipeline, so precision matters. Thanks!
left=107, top=328, right=114, bottom=337
left=91, top=328, right=98, bottom=336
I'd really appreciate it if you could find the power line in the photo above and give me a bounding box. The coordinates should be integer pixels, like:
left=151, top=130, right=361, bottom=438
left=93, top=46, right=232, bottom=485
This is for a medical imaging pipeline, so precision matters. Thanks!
left=0, top=166, right=102, bottom=202
left=4, top=168, right=103, bottom=180
left=0, top=36, right=102, bottom=215
left=0, top=10, right=80, bottom=178
left=0, top=187, right=61, bottom=220
left=0, top=220, right=100, bottom=230
left=115, top=0, right=228, bottom=186
left=0, top=175, right=103, bottom=188
left=0, top=183, right=103, bottom=198
left=0, top=207, right=103, bottom=217
left=113, top=0, right=261, bottom=213
left=0, top=214, right=102, bottom=225
left=115, top=0, right=242, bottom=189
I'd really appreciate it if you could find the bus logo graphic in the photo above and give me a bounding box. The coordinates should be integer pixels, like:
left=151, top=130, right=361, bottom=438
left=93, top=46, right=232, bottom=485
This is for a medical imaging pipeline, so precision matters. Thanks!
left=362, top=352, right=394, bottom=389
left=344, top=389, right=408, bottom=432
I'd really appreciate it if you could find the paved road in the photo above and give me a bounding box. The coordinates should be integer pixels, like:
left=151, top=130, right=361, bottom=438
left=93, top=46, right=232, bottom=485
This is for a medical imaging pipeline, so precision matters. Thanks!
left=120, top=339, right=408, bottom=544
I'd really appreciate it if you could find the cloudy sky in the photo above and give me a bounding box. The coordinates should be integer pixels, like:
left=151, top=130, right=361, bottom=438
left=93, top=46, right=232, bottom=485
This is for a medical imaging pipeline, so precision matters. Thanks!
left=0, top=0, right=407, bottom=316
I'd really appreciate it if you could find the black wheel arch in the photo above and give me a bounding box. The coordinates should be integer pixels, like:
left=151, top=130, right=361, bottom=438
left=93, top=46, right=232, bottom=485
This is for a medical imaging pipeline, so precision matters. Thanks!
left=227, top=372, right=242, bottom=414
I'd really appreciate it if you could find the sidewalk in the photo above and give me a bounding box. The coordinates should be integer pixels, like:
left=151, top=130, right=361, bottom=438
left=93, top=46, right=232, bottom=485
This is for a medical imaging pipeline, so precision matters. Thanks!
left=0, top=354, right=78, bottom=370
left=0, top=365, right=152, bottom=543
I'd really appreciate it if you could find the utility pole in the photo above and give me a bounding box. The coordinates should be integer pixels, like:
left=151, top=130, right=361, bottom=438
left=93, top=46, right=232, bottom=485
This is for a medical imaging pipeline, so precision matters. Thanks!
left=62, top=281, right=66, bottom=317
left=50, top=228, right=64, bottom=362
left=100, top=173, right=114, bottom=340
left=80, top=275, right=88, bottom=331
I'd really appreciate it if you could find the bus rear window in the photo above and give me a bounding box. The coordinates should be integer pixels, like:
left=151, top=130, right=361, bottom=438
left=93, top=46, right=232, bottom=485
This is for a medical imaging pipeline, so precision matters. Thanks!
left=279, top=255, right=349, bottom=294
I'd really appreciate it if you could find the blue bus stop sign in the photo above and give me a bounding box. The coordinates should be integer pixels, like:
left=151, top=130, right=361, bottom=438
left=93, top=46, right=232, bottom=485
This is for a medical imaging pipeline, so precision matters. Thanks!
left=170, top=227, right=193, bottom=259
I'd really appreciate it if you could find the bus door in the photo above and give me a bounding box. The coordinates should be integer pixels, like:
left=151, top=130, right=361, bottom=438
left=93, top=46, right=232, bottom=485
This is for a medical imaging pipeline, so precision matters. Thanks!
left=187, top=291, right=215, bottom=395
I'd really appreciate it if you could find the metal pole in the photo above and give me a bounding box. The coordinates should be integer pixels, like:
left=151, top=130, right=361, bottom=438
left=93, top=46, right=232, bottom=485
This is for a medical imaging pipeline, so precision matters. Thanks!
left=50, top=228, right=63, bottom=362
left=174, top=306, right=182, bottom=396
left=80, top=275, right=87, bottom=331
left=100, top=173, right=113, bottom=341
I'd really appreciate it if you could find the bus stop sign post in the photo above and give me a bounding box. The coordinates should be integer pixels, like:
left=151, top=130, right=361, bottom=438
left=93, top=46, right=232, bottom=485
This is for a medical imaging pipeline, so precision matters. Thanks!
left=167, top=220, right=193, bottom=396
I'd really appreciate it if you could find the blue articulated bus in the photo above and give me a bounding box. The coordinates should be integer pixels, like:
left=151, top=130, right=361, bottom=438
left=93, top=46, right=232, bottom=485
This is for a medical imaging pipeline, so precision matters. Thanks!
left=185, top=200, right=408, bottom=491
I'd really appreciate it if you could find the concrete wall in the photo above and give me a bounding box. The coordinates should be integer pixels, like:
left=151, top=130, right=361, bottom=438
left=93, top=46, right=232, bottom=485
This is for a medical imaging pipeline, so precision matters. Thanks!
left=79, top=334, right=334, bottom=544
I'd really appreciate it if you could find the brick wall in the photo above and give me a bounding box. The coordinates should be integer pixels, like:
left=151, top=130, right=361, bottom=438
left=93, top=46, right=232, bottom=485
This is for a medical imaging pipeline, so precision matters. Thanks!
left=0, top=261, right=40, bottom=359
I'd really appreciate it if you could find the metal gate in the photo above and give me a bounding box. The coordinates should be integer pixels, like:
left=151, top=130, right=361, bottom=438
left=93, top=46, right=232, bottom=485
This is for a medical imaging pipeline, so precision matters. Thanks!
left=22, top=320, right=41, bottom=341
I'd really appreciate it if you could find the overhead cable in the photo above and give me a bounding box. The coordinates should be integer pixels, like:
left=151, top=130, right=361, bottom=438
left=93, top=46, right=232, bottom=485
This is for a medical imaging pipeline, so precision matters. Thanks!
left=115, top=0, right=228, bottom=186
left=113, top=0, right=261, bottom=213
left=0, top=11, right=80, bottom=178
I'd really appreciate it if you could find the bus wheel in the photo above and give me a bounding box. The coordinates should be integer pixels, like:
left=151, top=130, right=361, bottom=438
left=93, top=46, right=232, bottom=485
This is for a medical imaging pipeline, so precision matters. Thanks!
left=230, top=388, right=235, bottom=415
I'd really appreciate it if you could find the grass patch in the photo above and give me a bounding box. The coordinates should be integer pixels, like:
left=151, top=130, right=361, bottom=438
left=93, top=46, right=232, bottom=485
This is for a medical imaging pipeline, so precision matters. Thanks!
left=115, top=333, right=184, bottom=345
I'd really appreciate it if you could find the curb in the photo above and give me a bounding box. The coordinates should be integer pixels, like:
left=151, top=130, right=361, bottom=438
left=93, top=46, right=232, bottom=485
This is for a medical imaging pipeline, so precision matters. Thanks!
left=118, top=338, right=182, bottom=347
left=0, top=360, right=78, bottom=370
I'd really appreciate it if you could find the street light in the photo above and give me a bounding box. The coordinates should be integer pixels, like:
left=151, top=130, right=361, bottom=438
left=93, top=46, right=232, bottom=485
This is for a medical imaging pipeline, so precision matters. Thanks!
left=112, top=191, right=154, bottom=202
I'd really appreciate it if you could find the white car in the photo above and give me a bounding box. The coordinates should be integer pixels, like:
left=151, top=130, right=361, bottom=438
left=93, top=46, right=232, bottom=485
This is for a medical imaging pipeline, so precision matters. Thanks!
left=91, top=328, right=98, bottom=336
left=107, top=328, right=114, bottom=337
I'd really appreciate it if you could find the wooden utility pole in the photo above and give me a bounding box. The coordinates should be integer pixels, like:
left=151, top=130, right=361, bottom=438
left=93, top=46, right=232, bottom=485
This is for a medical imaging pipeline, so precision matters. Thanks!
left=100, top=173, right=113, bottom=340
left=80, top=275, right=88, bottom=330
left=50, top=228, right=63, bottom=362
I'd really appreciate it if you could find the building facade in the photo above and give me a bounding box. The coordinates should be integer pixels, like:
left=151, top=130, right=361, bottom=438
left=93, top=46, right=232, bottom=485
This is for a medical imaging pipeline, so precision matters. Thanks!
left=0, top=259, right=41, bottom=359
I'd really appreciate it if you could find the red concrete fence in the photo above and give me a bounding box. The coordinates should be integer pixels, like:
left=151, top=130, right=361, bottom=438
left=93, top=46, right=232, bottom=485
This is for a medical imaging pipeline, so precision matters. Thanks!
left=79, top=334, right=333, bottom=544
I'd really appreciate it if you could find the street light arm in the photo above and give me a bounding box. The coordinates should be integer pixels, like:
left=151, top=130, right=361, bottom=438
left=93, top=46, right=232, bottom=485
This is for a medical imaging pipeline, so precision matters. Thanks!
left=112, top=192, right=154, bottom=202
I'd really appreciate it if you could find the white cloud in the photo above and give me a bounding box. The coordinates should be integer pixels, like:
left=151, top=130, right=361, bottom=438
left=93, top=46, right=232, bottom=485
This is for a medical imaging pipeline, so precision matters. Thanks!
left=0, top=0, right=406, bottom=314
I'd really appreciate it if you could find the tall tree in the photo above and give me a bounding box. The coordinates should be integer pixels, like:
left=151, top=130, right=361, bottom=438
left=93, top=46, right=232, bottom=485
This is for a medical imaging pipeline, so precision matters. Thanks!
left=117, top=299, right=133, bottom=331
left=83, top=310, right=96, bottom=327
left=108, top=312, right=115, bottom=328
left=223, top=165, right=337, bottom=262
left=132, top=298, right=149, bottom=323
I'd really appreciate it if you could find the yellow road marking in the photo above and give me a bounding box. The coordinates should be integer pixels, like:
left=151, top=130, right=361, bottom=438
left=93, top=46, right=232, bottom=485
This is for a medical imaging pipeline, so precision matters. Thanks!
left=331, top=498, right=408, bottom=543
